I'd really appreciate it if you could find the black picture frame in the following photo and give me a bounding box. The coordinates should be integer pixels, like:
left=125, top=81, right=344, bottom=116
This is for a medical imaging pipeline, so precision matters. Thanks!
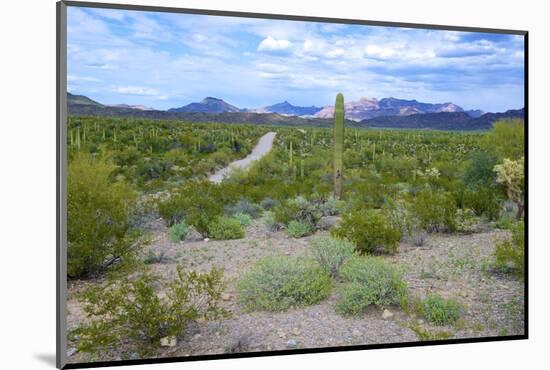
left=56, top=1, right=529, bottom=368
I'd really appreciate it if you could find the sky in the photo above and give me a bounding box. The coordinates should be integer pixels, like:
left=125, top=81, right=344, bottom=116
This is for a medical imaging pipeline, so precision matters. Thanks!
left=67, top=6, right=525, bottom=112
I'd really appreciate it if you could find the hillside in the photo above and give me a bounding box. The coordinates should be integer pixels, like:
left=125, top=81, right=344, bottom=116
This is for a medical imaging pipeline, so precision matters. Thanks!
left=360, top=109, right=525, bottom=130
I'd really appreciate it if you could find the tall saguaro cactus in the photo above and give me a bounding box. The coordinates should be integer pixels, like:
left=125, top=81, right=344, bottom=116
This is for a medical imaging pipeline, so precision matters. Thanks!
left=333, top=93, right=345, bottom=199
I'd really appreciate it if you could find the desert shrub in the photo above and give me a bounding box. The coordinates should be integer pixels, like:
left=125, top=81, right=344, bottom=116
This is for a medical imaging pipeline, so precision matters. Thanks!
left=482, top=119, right=525, bottom=160
left=260, top=197, right=278, bottom=210
left=310, top=236, right=355, bottom=278
left=286, top=220, right=313, bottom=238
left=455, top=208, right=478, bottom=233
left=462, top=187, right=501, bottom=221
left=143, top=248, right=171, bottom=264
left=157, top=181, right=223, bottom=235
left=68, top=153, right=138, bottom=278
left=463, top=152, right=498, bottom=189
left=319, top=196, right=345, bottom=216
left=273, top=196, right=321, bottom=228
left=383, top=199, right=420, bottom=239
left=168, top=220, right=189, bottom=242
left=236, top=256, right=331, bottom=311
left=493, top=221, right=525, bottom=275
left=234, top=212, right=252, bottom=227
left=409, top=188, right=457, bottom=232
left=335, top=256, right=408, bottom=316
left=229, top=198, right=263, bottom=218
left=331, top=209, right=401, bottom=254
left=72, top=266, right=228, bottom=353
left=262, top=211, right=281, bottom=232
left=411, top=231, right=428, bottom=246
left=419, top=294, right=462, bottom=326
left=208, top=217, right=245, bottom=240
left=496, top=215, right=514, bottom=230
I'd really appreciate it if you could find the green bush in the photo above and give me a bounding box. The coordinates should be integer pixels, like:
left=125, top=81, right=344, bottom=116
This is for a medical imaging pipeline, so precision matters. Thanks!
left=208, top=216, right=245, bottom=240
left=463, top=152, right=498, bottom=189
left=319, top=196, right=345, bottom=216
left=455, top=208, right=477, bottom=233
left=331, top=209, right=401, bottom=254
left=72, top=266, right=228, bottom=353
left=234, top=212, right=253, bottom=227
left=482, top=119, right=525, bottom=160
left=68, top=153, right=138, bottom=278
left=409, top=188, right=457, bottom=232
left=463, top=187, right=501, bottom=221
left=286, top=220, right=313, bottom=238
left=420, top=293, right=462, bottom=326
left=493, top=221, right=524, bottom=275
left=310, top=236, right=355, bottom=278
left=157, top=181, right=223, bottom=235
left=335, top=256, right=408, bottom=316
left=260, top=197, right=278, bottom=210
left=496, top=215, right=514, bottom=230
left=261, top=211, right=280, bottom=232
left=236, top=256, right=331, bottom=311
left=229, top=199, right=263, bottom=218
left=273, top=196, right=321, bottom=228
left=168, top=220, right=189, bottom=242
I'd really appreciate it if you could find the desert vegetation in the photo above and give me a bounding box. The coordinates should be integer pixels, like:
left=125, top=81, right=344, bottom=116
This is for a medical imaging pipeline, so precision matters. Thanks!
left=65, top=98, right=525, bottom=362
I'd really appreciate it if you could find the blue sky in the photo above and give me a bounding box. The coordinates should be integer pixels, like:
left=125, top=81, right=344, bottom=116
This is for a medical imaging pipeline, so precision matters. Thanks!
left=67, top=7, right=525, bottom=112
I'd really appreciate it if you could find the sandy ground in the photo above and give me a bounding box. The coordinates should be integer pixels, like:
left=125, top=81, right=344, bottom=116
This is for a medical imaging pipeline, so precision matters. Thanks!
left=66, top=219, right=524, bottom=363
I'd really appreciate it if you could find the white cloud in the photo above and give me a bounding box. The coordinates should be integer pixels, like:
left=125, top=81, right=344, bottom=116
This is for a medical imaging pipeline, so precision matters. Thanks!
left=113, top=86, right=161, bottom=96
left=364, top=44, right=396, bottom=59
left=257, top=37, right=292, bottom=51
left=67, top=75, right=100, bottom=82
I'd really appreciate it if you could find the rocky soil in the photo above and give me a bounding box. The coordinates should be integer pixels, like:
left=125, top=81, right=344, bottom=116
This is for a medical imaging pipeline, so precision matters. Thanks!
left=66, top=219, right=524, bottom=363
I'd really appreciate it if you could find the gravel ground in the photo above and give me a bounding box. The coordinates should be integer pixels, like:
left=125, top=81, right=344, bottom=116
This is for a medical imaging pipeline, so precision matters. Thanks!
left=66, top=219, right=525, bottom=363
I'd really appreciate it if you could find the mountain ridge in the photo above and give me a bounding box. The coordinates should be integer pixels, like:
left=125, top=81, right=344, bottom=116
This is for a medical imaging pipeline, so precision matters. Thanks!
left=66, top=92, right=523, bottom=131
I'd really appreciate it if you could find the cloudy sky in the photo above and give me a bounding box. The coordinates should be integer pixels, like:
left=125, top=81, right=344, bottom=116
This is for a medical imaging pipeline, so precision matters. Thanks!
left=67, top=6, right=525, bottom=112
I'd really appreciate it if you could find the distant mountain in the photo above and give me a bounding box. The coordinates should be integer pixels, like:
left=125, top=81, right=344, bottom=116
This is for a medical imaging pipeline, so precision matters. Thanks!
left=465, top=109, right=484, bottom=118
left=472, top=108, right=525, bottom=127
left=168, top=97, right=241, bottom=113
left=67, top=92, right=103, bottom=106
left=315, top=97, right=464, bottom=121
left=360, top=108, right=525, bottom=131
left=111, top=104, right=154, bottom=111
left=251, top=101, right=323, bottom=116
left=67, top=93, right=522, bottom=131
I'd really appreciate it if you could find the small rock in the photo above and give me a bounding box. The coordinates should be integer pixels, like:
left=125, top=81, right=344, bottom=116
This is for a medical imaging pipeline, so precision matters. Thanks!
left=286, top=339, right=298, bottom=349
left=284, top=251, right=291, bottom=256
left=221, top=293, right=232, bottom=301
left=192, top=333, right=201, bottom=340
left=352, top=329, right=362, bottom=337
left=160, top=336, right=177, bottom=347
left=204, top=238, right=210, bottom=242
left=318, top=216, right=341, bottom=230
left=382, top=309, right=394, bottom=319
left=66, top=347, right=77, bottom=357
left=293, top=328, right=301, bottom=336
left=129, top=352, right=140, bottom=360
left=278, top=330, right=286, bottom=338
left=184, top=228, right=203, bottom=242
left=418, top=319, right=424, bottom=324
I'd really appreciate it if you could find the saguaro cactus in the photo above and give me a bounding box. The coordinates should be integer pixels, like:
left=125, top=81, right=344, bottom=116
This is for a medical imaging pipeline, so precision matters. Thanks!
left=333, top=93, right=345, bottom=199
left=289, top=141, right=294, bottom=166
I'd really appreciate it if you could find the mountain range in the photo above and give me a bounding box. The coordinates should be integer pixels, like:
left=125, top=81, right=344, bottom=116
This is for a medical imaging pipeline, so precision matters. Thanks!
left=67, top=93, right=523, bottom=131
left=168, top=97, right=241, bottom=114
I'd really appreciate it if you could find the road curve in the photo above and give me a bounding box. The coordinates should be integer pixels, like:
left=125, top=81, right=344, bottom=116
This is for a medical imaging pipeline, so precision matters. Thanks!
left=209, top=132, right=277, bottom=183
